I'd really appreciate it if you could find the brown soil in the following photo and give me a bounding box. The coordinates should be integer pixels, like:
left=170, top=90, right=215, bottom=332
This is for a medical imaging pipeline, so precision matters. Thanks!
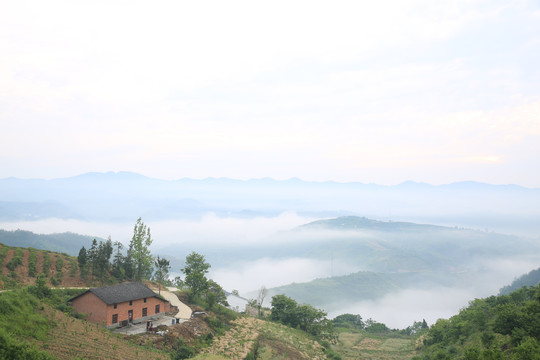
left=36, top=250, right=45, bottom=273
left=0, top=244, right=91, bottom=289
left=134, top=316, right=215, bottom=352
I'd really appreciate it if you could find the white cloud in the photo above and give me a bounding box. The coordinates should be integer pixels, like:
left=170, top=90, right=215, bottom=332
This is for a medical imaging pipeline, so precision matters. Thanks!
left=1, top=1, right=539, bottom=185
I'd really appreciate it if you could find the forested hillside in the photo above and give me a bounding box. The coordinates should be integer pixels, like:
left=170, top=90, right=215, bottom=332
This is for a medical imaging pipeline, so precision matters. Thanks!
left=499, top=267, right=540, bottom=295
left=0, top=229, right=97, bottom=256
left=414, top=284, right=540, bottom=359
left=269, top=270, right=461, bottom=308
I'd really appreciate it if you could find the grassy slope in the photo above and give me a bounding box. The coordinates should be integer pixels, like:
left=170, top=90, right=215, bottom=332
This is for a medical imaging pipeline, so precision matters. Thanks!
left=0, top=288, right=168, bottom=360
left=38, top=306, right=168, bottom=360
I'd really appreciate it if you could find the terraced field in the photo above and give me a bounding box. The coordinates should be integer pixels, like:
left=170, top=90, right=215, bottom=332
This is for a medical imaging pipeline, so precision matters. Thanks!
left=334, top=332, right=416, bottom=360
left=199, top=317, right=327, bottom=360
left=37, top=307, right=169, bottom=360
left=0, top=243, right=87, bottom=289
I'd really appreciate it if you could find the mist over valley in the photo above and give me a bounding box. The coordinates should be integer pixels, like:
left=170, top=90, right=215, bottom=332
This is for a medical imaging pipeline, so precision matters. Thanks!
left=1, top=172, right=539, bottom=328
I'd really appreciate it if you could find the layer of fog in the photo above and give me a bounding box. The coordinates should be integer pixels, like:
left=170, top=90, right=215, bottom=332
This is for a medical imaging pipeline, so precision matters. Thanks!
left=210, top=257, right=358, bottom=296
left=327, top=258, right=540, bottom=329
left=2, top=214, right=540, bottom=330
left=0, top=212, right=316, bottom=247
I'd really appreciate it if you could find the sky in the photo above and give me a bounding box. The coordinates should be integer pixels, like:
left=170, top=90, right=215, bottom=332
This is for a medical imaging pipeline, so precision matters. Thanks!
left=1, top=0, right=540, bottom=186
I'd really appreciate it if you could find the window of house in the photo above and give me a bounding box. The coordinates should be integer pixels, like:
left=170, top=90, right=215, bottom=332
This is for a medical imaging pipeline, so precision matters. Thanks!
left=142, top=307, right=147, bottom=317
left=113, top=303, right=117, bottom=309
left=144, top=298, right=147, bottom=303
left=155, top=304, right=160, bottom=314
left=112, top=314, right=118, bottom=324
left=129, top=300, right=133, bottom=306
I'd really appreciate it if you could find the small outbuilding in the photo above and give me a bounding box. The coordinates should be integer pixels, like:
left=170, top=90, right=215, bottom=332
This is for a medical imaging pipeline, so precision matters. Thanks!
left=69, top=282, right=170, bottom=328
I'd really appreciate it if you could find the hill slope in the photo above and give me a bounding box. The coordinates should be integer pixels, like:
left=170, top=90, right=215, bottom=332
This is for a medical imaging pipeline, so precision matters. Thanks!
left=499, top=267, right=540, bottom=295
left=0, top=242, right=91, bottom=289
left=0, top=288, right=169, bottom=360
left=0, top=229, right=99, bottom=256
left=415, top=284, right=540, bottom=359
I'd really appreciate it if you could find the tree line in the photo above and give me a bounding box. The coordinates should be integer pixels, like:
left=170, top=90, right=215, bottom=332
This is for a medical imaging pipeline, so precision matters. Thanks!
left=76, top=218, right=228, bottom=307
left=415, top=284, right=540, bottom=359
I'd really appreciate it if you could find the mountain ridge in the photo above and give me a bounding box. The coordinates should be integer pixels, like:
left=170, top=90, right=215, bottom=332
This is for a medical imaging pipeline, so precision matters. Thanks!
left=2, top=171, right=537, bottom=189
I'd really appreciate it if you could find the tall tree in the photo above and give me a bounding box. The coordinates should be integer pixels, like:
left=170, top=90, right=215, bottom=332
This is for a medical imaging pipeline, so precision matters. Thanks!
left=154, top=256, right=171, bottom=295
left=181, top=251, right=210, bottom=301
left=95, top=237, right=113, bottom=281
left=111, top=241, right=125, bottom=280
left=77, top=246, right=88, bottom=278
left=206, top=279, right=229, bottom=308
left=129, top=218, right=154, bottom=281
left=87, top=239, right=98, bottom=276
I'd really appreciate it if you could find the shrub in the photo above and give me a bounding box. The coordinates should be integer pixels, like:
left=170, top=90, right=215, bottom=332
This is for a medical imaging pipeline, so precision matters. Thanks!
left=172, top=338, right=195, bottom=359
left=28, top=249, right=37, bottom=277
left=42, top=254, right=52, bottom=276
left=7, top=248, right=23, bottom=271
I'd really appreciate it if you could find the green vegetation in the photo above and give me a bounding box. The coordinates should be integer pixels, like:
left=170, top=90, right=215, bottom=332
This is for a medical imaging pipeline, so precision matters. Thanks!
left=42, top=252, right=51, bottom=277
left=7, top=248, right=23, bottom=272
left=181, top=251, right=211, bottom=301
left=0, top=289, right=56, bottom=359
left=270, top=294, right=334, bottom=338
left=500, top=267, right=540, bottom=295
left=68, top=257, right=77, bottom=277
left=28, top=248, right=37, bottom=277
left=154, top=256, right=170, bottom=295
left=0, top=245, right=8, bottom=269
left=128, top=218, right=154, bottom=281
left=54, top=255, right=64, bottom=284
left=415, top=284, right=540, bottom=359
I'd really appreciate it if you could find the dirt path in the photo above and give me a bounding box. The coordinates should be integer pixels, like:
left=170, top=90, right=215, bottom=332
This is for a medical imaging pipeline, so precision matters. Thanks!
left=161, top=287, right=192, bottom=320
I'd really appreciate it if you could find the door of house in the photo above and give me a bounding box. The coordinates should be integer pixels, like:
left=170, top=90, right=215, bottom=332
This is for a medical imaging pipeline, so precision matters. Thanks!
left=128, top=310, right=133, bottom=323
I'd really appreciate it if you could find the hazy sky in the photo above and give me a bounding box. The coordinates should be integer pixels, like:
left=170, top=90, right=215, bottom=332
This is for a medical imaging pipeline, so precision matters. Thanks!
left=1, top=0, right=540, bottom=186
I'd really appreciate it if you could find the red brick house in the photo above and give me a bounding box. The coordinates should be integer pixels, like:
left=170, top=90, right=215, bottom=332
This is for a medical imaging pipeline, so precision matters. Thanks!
left=69, top=282, right=170, bottom=328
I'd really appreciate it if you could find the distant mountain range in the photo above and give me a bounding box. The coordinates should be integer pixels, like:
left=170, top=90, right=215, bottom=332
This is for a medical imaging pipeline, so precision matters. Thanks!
left=1, top=172, right=539, bottom=235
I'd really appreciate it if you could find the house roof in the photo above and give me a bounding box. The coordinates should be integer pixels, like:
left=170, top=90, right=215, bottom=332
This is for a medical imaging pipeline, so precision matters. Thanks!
left=69, top=282, right=161, bottom=305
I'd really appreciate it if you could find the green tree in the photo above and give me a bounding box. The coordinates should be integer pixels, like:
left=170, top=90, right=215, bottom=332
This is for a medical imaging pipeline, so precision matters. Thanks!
left=95, top=237, right=113, bottom=281
left=513, top=337, right=540, bottom=360
left=206, top=279, right=229, bottom=308
left=129, top=218, right=154, bottom=281
left=77, top=246, right=88, bottom=278
left=154, top=256, right=171, bottom=295
left=111, top=241, right=124, bottom=280
left=270, top=294, right=298, bottom=325
left=87, top=239, right=98, bottom=276
left=124, top=242, right=134, bottom=281
left=270, top=294, right=333, bottom=337
left=333, top=313, right=364, bottom=330
left=181, top=251, right=210, bottom=301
